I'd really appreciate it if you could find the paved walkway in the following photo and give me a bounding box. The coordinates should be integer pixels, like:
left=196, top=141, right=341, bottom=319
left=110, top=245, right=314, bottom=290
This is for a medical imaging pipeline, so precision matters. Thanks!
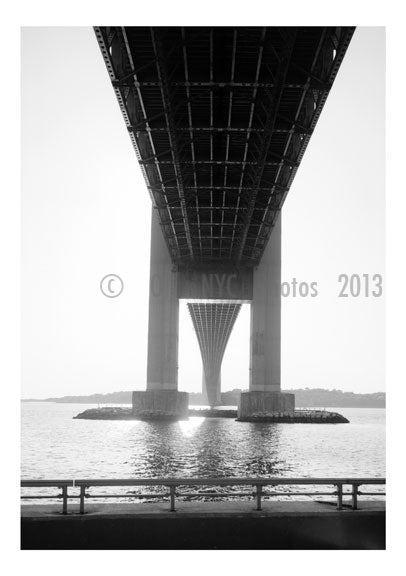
left=21, top=499, right=385, bottom=517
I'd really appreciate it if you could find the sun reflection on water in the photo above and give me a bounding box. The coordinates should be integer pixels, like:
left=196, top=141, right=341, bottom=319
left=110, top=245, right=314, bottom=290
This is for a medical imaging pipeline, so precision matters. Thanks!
left=178, top=417, right=206, bottom=437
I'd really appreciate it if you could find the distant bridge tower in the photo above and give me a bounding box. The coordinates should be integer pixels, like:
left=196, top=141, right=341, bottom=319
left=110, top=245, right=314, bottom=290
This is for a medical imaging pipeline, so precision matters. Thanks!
left=188, top=302, right=241, bottom=407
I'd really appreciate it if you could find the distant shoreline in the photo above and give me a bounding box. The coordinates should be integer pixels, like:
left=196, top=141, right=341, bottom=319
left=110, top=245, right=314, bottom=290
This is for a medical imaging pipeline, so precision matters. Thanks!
left=22, top=401, right=385, bottom=407
left=21, top=388, right=385, bottom=409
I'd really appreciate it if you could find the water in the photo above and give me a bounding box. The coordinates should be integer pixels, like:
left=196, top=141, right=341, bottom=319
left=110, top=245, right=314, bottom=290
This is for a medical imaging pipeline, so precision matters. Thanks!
left=21, top=403, right=385, bottom=501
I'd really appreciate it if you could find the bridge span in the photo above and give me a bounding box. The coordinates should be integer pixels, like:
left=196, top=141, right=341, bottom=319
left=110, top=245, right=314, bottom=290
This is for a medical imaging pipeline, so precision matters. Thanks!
left=95, top=26, right=355, bottom=417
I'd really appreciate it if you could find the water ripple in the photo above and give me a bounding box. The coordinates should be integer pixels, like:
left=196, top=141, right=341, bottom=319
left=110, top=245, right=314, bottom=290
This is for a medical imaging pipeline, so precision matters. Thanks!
left=21, top=403, right=385, bottom=501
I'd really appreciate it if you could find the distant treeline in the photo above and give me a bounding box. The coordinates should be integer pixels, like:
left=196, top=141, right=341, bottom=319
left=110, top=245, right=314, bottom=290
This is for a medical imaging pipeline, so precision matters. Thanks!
left=24, top=387, right=385, bottom=408
left=287, top=388, right=385, bottom=408
left=190, top=389, right=385, bottom=407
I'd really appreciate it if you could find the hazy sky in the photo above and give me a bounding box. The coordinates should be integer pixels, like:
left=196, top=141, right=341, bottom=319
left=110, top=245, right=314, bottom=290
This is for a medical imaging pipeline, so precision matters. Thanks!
left=21, top=27, right=385, bottom=398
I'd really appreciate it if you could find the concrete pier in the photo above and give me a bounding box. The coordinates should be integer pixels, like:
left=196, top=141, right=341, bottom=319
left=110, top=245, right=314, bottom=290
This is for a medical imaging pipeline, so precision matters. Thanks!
left=74, top=407, right=349, bottom=423
left=132, top=390, right=189, bottom=420
left=146, top=209, right=179, bottom=392
left=239, top=217, right=295, bottom=418
left=238, top=391, right=295, bottom=419
left=133, top=209, right=189, bottom=419
left=250, top=217, right=282, bottom=394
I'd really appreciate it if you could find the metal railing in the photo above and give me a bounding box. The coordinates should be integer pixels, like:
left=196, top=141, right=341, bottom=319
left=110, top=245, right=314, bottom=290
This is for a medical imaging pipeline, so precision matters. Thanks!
left=21, top=477, right=385, bottom=515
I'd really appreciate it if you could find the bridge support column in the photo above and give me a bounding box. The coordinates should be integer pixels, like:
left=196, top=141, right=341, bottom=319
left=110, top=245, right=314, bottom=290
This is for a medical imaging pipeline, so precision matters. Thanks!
left=238, top=216, right=294, bottom=419
left=202, top=367, right=222, bottom=407
left=132, top=209, right=188, bottom=419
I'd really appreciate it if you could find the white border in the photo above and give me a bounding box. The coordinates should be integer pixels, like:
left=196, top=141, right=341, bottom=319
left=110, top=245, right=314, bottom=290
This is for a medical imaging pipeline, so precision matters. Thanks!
left=2, top=0, right=404, bottom=572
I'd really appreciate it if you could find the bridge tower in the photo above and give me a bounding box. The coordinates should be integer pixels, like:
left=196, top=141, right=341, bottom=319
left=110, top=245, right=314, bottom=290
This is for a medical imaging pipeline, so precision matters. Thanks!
left=95, top=26, right=354, bottom=420
left=133, top=207, right=294, bottom=417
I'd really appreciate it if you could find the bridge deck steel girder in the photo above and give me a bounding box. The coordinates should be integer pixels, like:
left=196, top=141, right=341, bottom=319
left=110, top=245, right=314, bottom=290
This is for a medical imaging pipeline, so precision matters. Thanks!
left=95, top=26, right=354, bottom=267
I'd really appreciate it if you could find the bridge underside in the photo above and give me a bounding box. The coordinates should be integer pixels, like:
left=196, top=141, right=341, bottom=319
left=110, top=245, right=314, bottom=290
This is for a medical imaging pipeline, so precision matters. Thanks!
left=95, top=26, right=354, bottom=418
left=95, top=26, right=354, bottom=268
left=188, top=302, right=241, bottom=406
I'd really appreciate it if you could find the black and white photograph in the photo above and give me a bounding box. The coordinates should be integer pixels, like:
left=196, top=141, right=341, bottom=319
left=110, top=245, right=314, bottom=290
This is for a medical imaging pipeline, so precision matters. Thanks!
left=9, top=2, right=400, bottom=565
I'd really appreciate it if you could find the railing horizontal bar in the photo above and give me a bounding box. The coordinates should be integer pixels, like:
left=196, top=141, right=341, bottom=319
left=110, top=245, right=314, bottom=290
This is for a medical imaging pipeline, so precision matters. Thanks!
left=262, top=492, right=336, bottom=496
left=178, top=492, right=252, bottom=497
left=21, top=495, right=62, bottom=499
left=21, top=477, right=386, bottom=489
left=21, top=480, right=73, bottom=487
left=87, top=494, right=168, bottom=499
left=21, top=496, right=85, bottom=501
left=358, top=492, right=386, bottom=496
left=340, top=491, right=385, bottom=495
left=66, top=478, right=386, bottom=487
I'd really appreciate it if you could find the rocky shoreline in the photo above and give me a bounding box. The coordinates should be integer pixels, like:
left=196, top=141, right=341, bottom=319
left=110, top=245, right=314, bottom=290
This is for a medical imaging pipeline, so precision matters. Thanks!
left=237, top=410, right=349, bottom=423
left=73, top=407, right=349, bottom=423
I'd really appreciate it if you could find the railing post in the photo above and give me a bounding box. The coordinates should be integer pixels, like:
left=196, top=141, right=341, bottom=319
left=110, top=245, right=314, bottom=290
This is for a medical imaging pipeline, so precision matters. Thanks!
left=336, top=483, right=343, bottom=510
left=61, top=486, right=68, bottom=515
left=79, top=485, right=86, bottom=514
left=256, top=484, right=262, bottom=511
left=169, top=486, right=176, bottom=512
left=351, top=484, right=358, bottom=510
